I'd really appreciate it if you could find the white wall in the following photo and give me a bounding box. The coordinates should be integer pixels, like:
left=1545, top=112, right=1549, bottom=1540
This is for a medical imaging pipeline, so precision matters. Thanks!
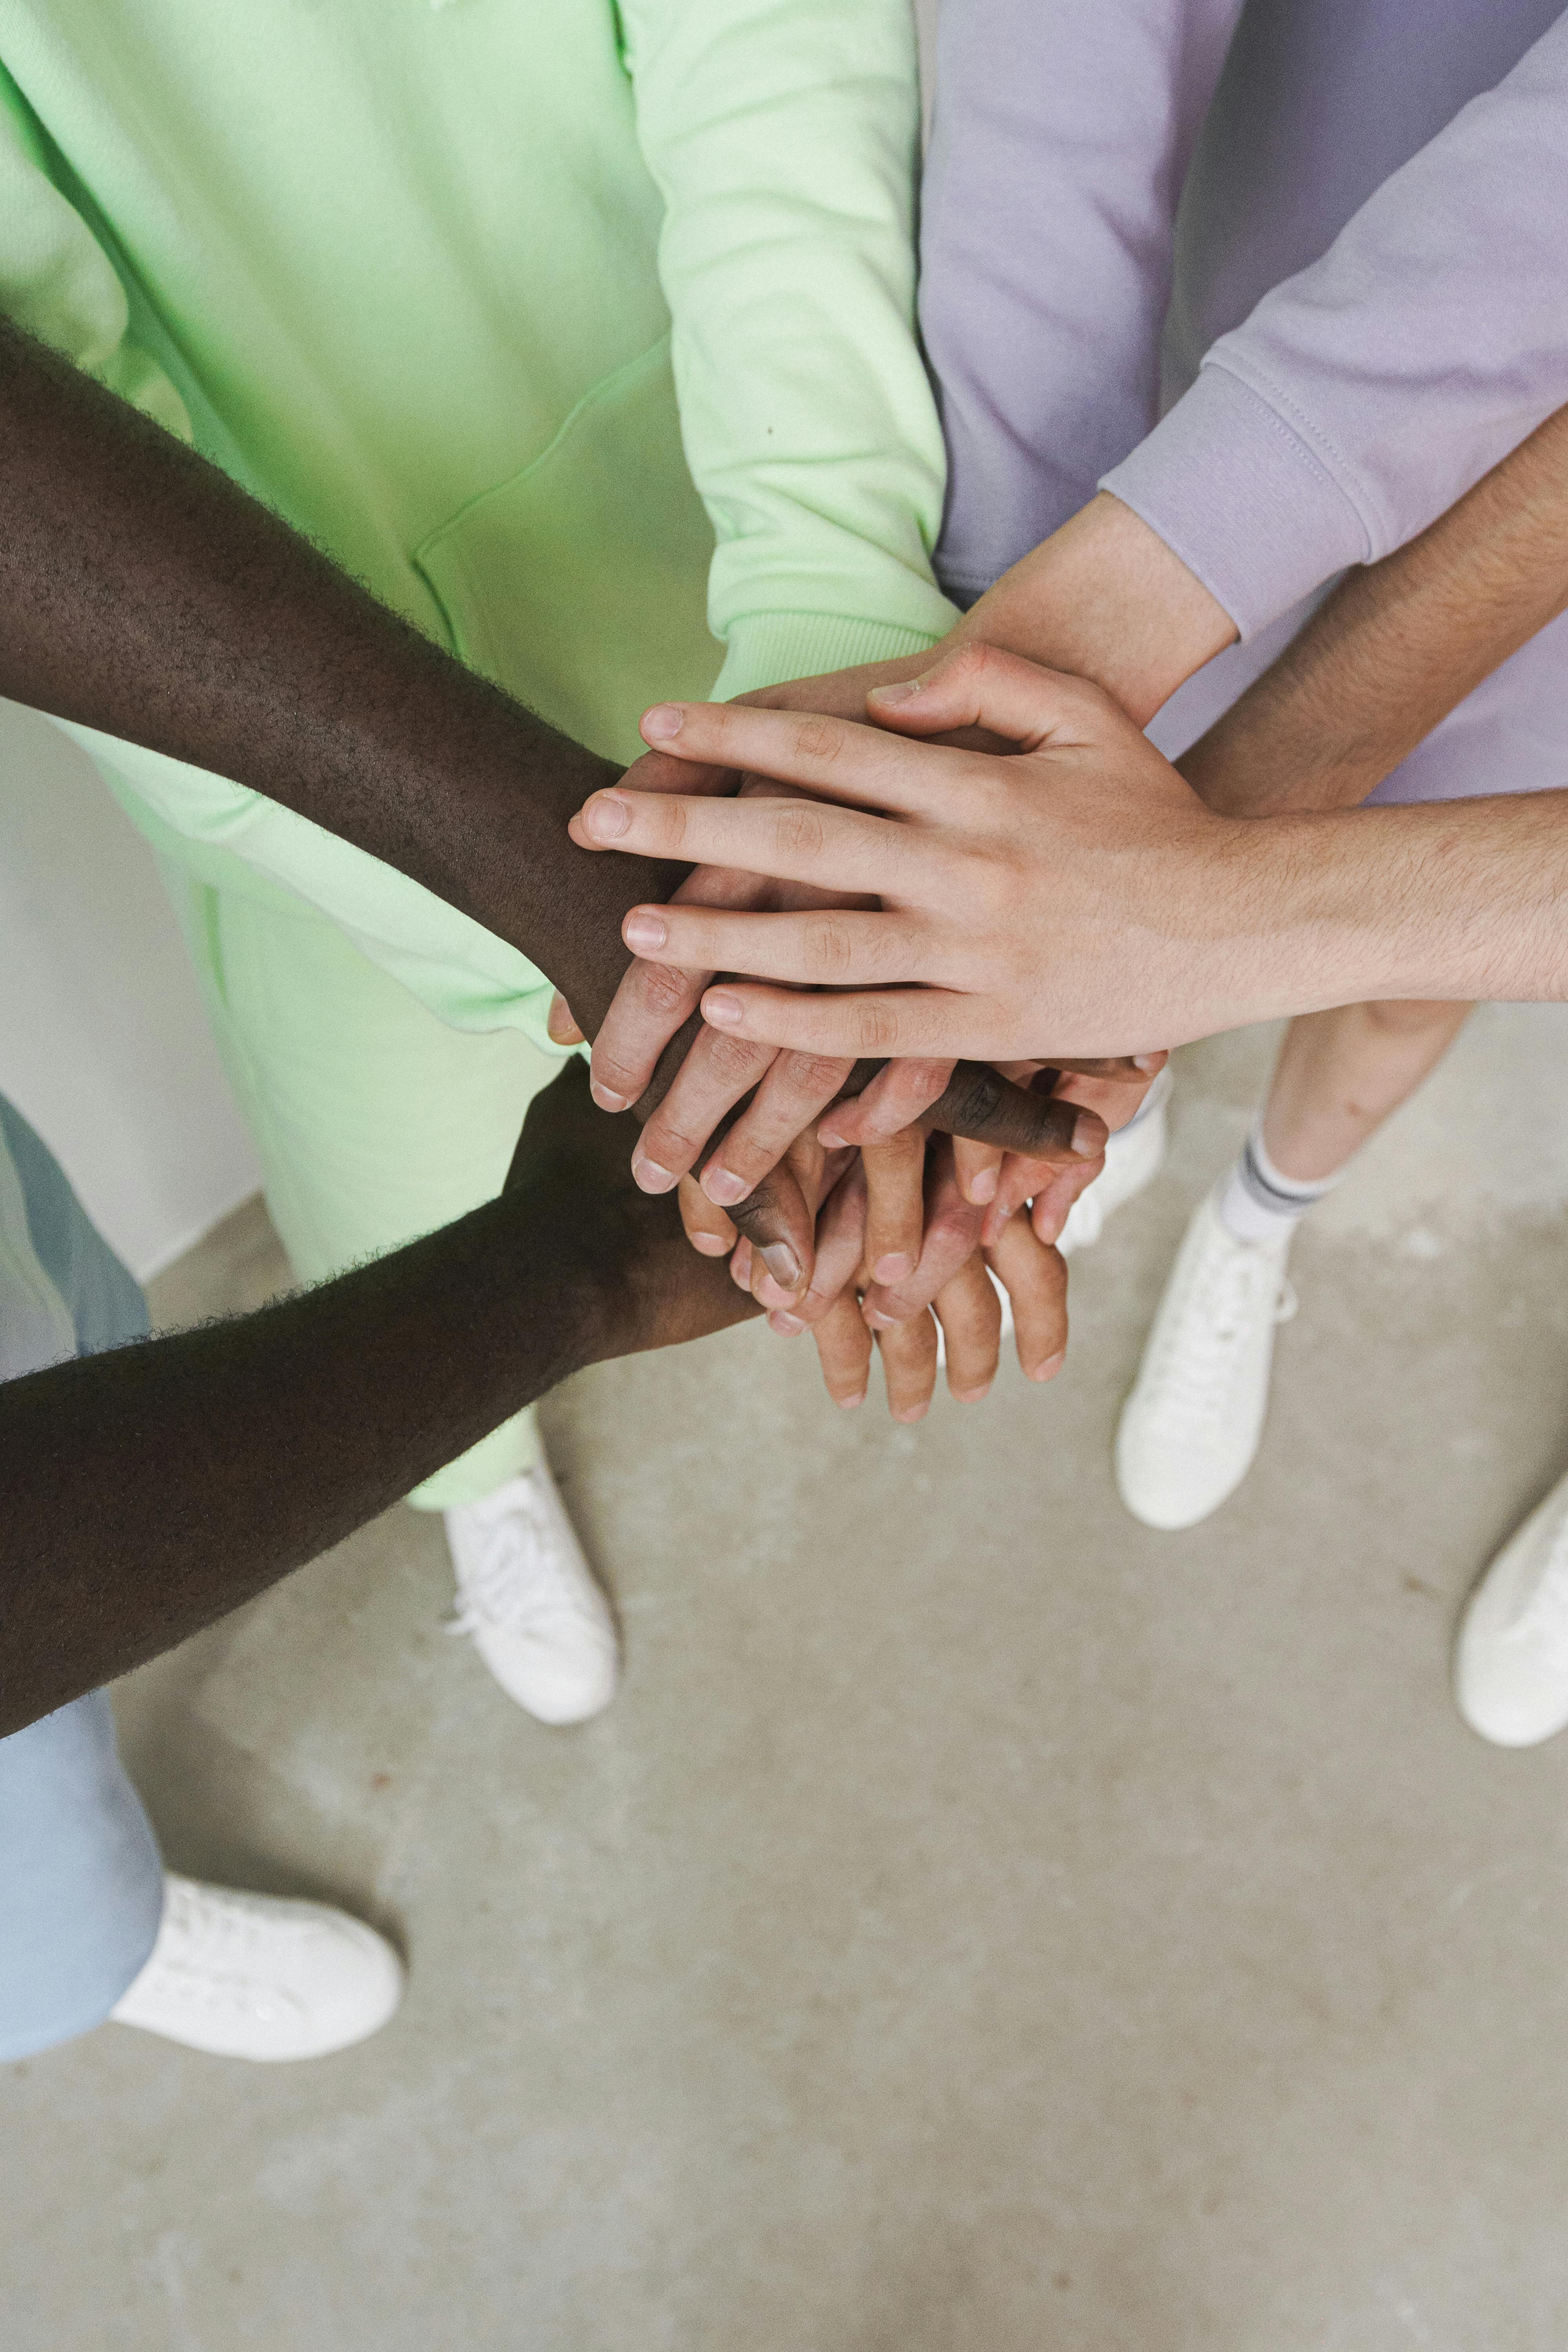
left=0, top=700, right=260, bottom=1280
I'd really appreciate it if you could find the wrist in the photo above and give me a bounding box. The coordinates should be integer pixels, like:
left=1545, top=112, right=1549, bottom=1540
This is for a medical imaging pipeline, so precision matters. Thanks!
left=951, top=493, right=1237, bottom=726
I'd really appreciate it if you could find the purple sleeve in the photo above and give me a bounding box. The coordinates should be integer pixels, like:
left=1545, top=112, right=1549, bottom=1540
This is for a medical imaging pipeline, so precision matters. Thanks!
left=919, top=0, right=1244, bottom=601
left=1103, top=12, right=1568, bottom=640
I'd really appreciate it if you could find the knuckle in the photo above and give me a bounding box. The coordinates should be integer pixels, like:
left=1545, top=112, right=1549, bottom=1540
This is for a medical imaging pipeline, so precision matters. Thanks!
left=792, top=717, right=841, bottom=766
left=936, top=1062, right=1005, bottom=1135
left=703, top=1028, right=773, bottom=1088
left=636, top=960, right=701, bottom=1021
left=854, top=1000, right=900, bottom=1057
left=774, top=800, right=828, bottom=860
left=805, top=915, right=853, bottom=978
left=784, top=1052, right=851, bottom=1100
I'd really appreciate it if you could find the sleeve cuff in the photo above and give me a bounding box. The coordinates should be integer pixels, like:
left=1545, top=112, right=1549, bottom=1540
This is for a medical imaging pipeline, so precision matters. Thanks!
left=1100, top=365, right=1374, bottom=641
left=711, top=611, right=951, bottom=702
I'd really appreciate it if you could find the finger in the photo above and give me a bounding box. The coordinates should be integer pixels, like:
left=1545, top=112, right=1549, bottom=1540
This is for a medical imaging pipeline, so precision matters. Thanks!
left=1029, top=1158, right=1101, bottom=1248
left=632, top=1024, right=781, bottom=1191
left=786, top=1161, right=869, bottom=1333
left=573, top=777, right=914, bottom=904
left=725, top=1158, right=816, bottom=1304
left=933, top=1256, right=1004, bottom=1403
left=587, top=861, right=778, bottom=1110
left=875, top=1309, right=940, bottom=1423
left=732, top=1129, right=842, bottom=1310
left=547, top=992, right=586, bottom=1047
left=924, top=1063, right=1108, bottom=1162
left=952, top=1136, right=1004, bottom=1209
left=860, top=1125, right=927, bottom=1290
left=678, top=1174, right=737, bottom=1259
left=697, top=982, right=962, bottom=1062
left=729, top=1235, right=754, bottom=1293
left=812, top=1291, right=874, bottom=1409
left=619, top=743, right=743, bottom=799
left=638, top=698, right=967, bottom=815
left=988, top=1214, right=1069, bottom=1382
left=590, top=956, right=711, bottom=1112
left=700, top=1051, right=853, bottom=1209
left=865, top=640, right=1120, bottom=751
left=818, top=1058, right=955, bottom=1148
left=863, top=1142, right=984, bottom=1325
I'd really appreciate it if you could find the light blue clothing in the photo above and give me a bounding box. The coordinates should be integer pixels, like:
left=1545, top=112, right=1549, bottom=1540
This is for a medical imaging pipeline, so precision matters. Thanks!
left=0, top=1096, right=164, bottom=2061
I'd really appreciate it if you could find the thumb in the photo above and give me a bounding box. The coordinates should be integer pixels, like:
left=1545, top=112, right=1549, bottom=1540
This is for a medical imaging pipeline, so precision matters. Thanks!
left=865, top=640, right=1122, bottom=753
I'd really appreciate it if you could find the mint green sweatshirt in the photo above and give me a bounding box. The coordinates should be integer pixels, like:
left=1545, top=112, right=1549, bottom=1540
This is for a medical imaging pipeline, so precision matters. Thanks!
left=0, top=0, right=955, bottom=1036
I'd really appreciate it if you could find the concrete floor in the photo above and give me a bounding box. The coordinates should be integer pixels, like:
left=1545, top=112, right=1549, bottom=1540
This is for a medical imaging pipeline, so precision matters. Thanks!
left=7, top=1009, right=1568, bottom=2349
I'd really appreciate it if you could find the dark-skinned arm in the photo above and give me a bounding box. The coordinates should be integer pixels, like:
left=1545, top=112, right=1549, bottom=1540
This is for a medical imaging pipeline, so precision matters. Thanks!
left=0, top=1063, right=755, bottom=1740
left=0, top=319, right=1087, bottom=1287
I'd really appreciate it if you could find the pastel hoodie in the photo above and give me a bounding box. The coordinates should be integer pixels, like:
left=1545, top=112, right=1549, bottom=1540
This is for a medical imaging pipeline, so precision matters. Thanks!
left=921, top=0, right=1568, bottom=800
left=0, top=0, right=956, bottom=1033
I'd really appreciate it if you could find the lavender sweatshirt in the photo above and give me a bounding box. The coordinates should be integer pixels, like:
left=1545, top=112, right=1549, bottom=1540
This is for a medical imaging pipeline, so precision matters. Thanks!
left=921, top=0, right=1568, bottom=798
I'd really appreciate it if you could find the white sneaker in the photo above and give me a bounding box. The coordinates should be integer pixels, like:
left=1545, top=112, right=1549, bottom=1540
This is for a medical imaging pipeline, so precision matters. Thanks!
left=1058, top=1069, right=1171, bottom=1258
left=109, top=1874, right=403, bottom=2062
left=1115, top=1188, right=1298, bottom=1530
left=444, top=1459, right=618, bottom=1726
left=1454, top=1467, right=1568, bottom=1746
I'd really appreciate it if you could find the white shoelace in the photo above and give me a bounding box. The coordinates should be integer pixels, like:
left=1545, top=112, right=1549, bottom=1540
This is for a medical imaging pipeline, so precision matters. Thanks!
left=445, top=1487, right=583, bottom=1638
left=1145, top=1237, right=1296, bottom=1434
left=137, top=1882, right=308, bottom=2010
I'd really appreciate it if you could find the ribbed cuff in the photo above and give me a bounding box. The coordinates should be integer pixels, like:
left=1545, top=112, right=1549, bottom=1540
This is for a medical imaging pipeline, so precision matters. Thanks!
left=1101, top=365, right=1373, bottom=641
left=712, top=612, right=948, bottom=702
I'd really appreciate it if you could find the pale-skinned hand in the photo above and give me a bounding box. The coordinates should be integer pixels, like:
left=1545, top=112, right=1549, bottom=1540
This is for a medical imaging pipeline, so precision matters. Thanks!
left=566, top=643, right=1285, bottom=1065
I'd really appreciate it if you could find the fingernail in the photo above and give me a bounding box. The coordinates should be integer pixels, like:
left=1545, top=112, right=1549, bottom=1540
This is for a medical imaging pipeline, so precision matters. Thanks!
left=761, top=1241, right=802, bottom=1290
left=838, top=1390, right=867, bottom=1410
left=817, top=1123, right=849, bottom=1149
left=703, top=1166, right=750, bottom=1207
left=1029, top=1350, right=1065, bottom=1383
left=623, top=912, right=666, bottom=953
left=641, top=703, right=684, bottom=741
left=1071, top=1112, right=1101, bottom=1158
left=704, top=991, right=744, bottom=1027
left=590, top=1079, right=630, bottom=1112
left=768, top=1310, right=804, bottom=1336
left=584, top=792, right=631, bottom=839
left=868, top=678, right=924, bottom=704
left=951, top=1384, right=993, bottom=1404
left=689, top=1232, right=730, bottom=1255
left=872, top=1252, right=912, bottom=1285
left=968, top=1167, right=998, bottom=1204
left=632, top=1154, right=677, bottom=1194
left=864, top=1306, right=897, bottom=1332
left=893, top=1401, right=929, bottom=1423
left=1134, top=1054, right=1162, bottom=1072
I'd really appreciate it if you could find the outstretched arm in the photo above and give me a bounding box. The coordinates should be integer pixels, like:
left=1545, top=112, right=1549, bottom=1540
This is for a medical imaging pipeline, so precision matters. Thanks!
left=0, top=1063, right=753, bottom=1740
left=0, top=321, right=1087, bottom=1289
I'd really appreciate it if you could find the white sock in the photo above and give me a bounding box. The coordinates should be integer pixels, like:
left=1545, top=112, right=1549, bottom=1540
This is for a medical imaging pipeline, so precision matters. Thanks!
left=1217, top=1118, right=1344, bottom=1245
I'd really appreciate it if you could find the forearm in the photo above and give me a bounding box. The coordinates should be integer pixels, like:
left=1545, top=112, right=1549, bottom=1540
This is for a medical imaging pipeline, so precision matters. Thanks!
left=0, top=1190, right=608, bottom=1736
left=948, top=492, right=1237, bottom=725
left=1227, top=791, right=1568, bottom=1020
left=0, top=320, right=679, bottom=1040
left=1182, top=405, right=1568, bottom=817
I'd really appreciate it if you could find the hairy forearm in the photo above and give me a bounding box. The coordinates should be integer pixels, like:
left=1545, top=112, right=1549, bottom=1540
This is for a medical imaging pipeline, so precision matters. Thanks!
left=1225, top=790, right=1568, bottom=1019
left=0, top=1189, right=606, bottom=1735
left=1182, top=405, right=1568, bottom=818
left=0, top=321, right=681, bottom=1039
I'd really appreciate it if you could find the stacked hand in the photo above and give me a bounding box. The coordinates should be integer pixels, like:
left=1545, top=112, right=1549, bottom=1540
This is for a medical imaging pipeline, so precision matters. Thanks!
left=558, top=648, right=1173, bottom=1416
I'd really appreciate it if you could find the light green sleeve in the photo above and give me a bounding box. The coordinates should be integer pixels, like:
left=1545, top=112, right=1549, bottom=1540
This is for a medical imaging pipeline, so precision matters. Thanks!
left=0, top=64, right=190, bottom=437
left=0, top=74, right=560, bottom=1050
left=619, top=0, right=960, bottom=699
